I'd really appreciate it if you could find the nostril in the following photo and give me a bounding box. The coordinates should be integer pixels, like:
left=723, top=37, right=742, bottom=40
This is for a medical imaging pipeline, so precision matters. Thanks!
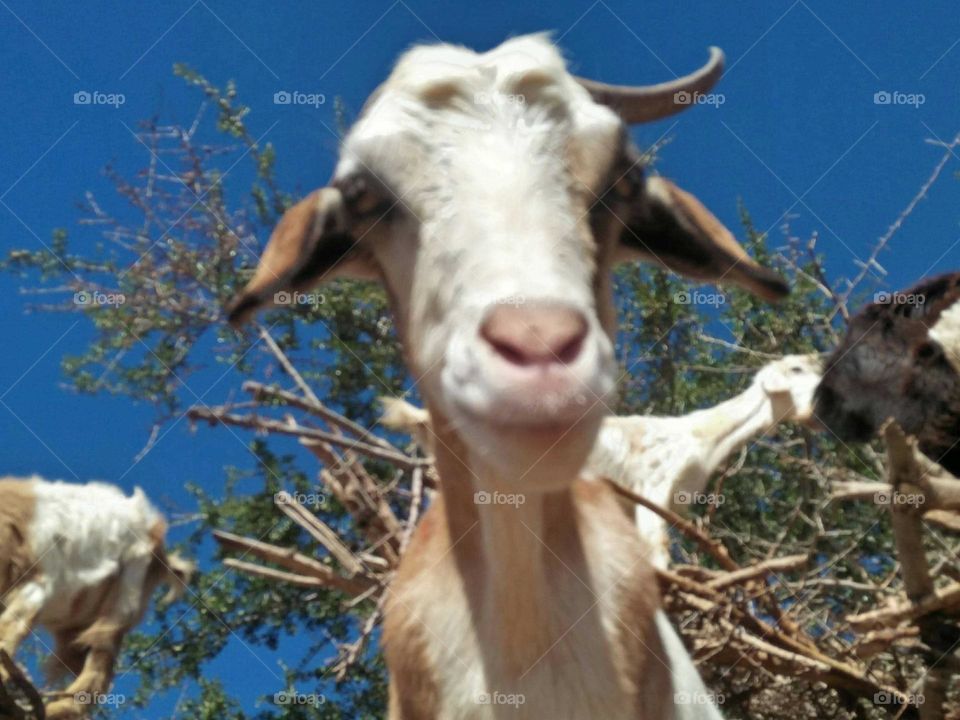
left=480, top=304, right=589, bottom=367
left=554, top=331, right=585, bottom=364
left=484, top=334, right=533, bottom=366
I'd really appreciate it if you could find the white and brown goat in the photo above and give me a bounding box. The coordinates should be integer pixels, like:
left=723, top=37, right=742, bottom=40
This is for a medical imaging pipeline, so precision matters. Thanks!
left=0, top=476, right=192, bottom=719
left=229, top=34, right=788, bottom=720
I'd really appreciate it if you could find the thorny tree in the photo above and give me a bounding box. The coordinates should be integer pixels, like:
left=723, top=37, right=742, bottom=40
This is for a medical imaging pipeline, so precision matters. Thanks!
left=4, top=71, right=960, bottom=719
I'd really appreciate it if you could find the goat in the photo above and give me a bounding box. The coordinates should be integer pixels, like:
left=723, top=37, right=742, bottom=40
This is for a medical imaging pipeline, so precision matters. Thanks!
left=228, top=34, right=788, bottom=719
left=0, top=476, right=193, bottom=719
left=814, top=272, right=960, bottom=476
left=381, top=354, right=822, bottom=567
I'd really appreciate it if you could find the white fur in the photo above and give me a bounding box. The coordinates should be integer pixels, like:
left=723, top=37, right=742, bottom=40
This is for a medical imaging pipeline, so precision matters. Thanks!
left=338, top=35, right=622, bottom=442
left=931, top=300, right=960, bottom=373
left=589, top=354, right=821, bottom=567
left=27, top=478, right=164, bottom=625
left=656, top=612, right=724, bottom=720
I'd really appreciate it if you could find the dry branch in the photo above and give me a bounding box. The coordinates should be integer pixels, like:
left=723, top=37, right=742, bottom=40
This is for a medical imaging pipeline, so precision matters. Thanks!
left=706, top=554, right=808, bottom=591
left=847, top=582, right=960, bottom=631
left=274, top=491, right=367, bottom=576
left=187, top=405, right=425, bottom=470
left=213, top=529, right=376, bottom=596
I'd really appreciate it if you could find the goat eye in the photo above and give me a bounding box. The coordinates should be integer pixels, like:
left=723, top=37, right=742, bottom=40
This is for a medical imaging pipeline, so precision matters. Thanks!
left=790, top=366, right=804, bottom=374
left=915, top=341, right=940, bottom=361
left=337, top=174, right=387, bottom=217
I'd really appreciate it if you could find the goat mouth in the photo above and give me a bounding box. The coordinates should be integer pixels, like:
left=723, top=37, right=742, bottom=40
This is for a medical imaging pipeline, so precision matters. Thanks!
left=818, top=408, right=877, bottom=443
left=456, top=393, right=599, bottom=431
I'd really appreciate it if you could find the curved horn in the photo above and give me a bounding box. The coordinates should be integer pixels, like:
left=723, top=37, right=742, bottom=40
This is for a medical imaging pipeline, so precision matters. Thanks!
left=576, top=47, right=724, bottom=124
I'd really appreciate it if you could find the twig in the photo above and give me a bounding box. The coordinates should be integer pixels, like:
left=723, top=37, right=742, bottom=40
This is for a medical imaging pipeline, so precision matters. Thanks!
left=840, top=131, right=960, bottom=312
left=604, top=479, right=738, bottom=571
left=706, top=554, right=808, bottom=591
left=274, top=492, right=366, bottom=576
left=213, top=529, right=375, bottom=596
left=243, top=380, right=397, bottom=451
left=187, top=406, right=426, bottom=470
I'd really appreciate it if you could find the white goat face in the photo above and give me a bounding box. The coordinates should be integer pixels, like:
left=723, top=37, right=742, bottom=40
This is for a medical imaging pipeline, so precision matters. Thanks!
left=338, top=40, right=624, bottom=434
left=757, top=354, right=823, bottom=424
left=227, top=35, right=789, bottom=477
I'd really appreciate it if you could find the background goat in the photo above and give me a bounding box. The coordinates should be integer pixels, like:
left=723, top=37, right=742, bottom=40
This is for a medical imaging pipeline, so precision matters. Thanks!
left=0, top=476, right=192, bottom=719
left=382, top=354, right=822, bottom=567
left=814, top=272, right=960, bottom=475
left=228, top=34, right=787, bottom=719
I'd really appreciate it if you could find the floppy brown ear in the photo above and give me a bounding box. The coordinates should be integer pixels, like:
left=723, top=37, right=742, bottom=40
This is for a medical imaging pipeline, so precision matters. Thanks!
left=225, top=187, right=377, bottom=326
left=617, top=176, right=789, bottom=301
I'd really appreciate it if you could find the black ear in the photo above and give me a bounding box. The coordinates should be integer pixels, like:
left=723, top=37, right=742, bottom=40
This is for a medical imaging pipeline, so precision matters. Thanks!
left=617, top=176, right=789, bottom=302
left=226, top=187, right=378, bottom=326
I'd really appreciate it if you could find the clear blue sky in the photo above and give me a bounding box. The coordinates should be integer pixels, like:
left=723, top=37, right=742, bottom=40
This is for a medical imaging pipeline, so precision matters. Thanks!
left=1, top=1, right=959, bottom=715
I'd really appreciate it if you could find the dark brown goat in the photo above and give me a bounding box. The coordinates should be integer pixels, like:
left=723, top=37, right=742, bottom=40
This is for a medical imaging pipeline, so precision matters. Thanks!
left=814, top=272, right=960, bottom=475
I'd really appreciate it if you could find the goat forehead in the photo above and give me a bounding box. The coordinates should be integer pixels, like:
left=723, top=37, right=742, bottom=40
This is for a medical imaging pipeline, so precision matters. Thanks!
left=340, top=34, right=622, bottom=198
left=387, top=33, right=569, bottom=92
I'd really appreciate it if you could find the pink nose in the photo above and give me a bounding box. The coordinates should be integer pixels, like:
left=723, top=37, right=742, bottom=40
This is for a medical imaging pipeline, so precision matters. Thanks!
left=480, top=304, right=588, bottom=367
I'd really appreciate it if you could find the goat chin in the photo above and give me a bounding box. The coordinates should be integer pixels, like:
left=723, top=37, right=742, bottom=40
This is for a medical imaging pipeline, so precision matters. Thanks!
left=456, top=413, right=603, bottom=491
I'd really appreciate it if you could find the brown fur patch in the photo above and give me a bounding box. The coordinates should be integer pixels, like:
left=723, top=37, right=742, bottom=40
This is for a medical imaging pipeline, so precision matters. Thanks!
left=0, top=478, right=39, bottom=596
left=382, top=499, right=446, bottom=719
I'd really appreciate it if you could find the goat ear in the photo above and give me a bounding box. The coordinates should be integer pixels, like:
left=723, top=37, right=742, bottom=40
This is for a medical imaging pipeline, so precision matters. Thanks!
left=616, top=177, right=789, bottom=301
left=225, top=188, right=378, bottom=326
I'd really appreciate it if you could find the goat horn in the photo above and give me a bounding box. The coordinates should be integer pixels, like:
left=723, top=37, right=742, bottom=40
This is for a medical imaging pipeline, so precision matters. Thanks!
left=576, top=47, right=724, bottom=124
